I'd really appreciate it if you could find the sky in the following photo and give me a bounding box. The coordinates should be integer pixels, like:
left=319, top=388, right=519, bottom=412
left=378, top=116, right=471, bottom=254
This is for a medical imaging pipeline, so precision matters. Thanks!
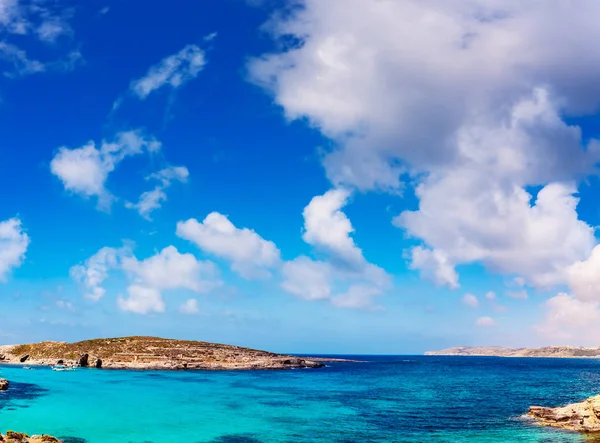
left=3, top=0, right=600, bottom=354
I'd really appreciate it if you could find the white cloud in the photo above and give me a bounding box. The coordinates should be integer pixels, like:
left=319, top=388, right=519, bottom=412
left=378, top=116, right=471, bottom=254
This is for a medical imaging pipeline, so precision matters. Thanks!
left=249, top=0, right=600, bottom=291
left=409, top=246, right=458, bottom=289
left=51, top=130, right=161, bottom=209
left=302, top=188, right=364, bottom=266
left=117, top=285, right=165, bottom=315
left=131, top=44, right=206, bottom=99
left=177, top=212, right=280, bottom=279
left=475, top=316, right=496, bottom=327
left=0, top=0, right=76, bottom=76
left=536, top=246, right=600, bottom=343
left=281, top=189, right=391, bottom=309
left=462, top=293, right=479, bottom=308
left=179, top=298, right=199, bottom=315
left=485, top=291, right=496, bottom=300
left=70, top=246, right=125, bottom=301
left=0, top=217, right=29, bottom=281
left=126, top=165, right=189, bottom=220
left=281, top=256, right=332, bottom=301
left=121, top=246, right=217, bottom=294
left=71, top=245, right=220, bottom=315
left=535, top=294, right=600, bottom=345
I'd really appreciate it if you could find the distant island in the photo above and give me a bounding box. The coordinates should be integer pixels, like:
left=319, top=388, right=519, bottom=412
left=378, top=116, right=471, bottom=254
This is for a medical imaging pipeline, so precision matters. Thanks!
left=425, top=345, right=600, bottom=358
left=0, top=336, right=346, bottom=370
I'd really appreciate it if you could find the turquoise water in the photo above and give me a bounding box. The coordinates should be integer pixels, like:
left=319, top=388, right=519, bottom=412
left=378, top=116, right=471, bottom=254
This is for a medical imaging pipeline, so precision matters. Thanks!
left=1, top=356, right=600, bottom=442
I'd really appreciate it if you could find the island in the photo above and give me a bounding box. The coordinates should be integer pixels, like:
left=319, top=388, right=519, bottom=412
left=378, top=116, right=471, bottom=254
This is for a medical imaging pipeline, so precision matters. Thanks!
left=0, top=336, right=346, bottom=370
left=425, top=345, right=600, bottom=358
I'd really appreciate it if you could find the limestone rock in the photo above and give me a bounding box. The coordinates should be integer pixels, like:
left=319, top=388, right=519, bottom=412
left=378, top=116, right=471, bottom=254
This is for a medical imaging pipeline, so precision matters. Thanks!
left=78, top=353, right=88, bottom=367
left=95, top=358, right=102, bottom=369
left=0, top=379, right=8, bottom=391
left=0, top=431, right=61, bottom=442
left=526, top=394, right=600, bottom=432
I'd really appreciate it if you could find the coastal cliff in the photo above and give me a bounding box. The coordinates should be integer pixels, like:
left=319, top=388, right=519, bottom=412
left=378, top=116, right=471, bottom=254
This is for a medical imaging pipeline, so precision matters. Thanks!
left=0, top=336, right=341, bottom=370
left=526, top=394, right=600, bottom=433
left=425, top=345, right=600, bottom=358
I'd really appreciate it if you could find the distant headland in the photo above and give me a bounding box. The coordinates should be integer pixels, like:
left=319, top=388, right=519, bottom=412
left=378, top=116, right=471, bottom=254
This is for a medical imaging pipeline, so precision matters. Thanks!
left=425, top=345, right=600, bottom=358
left=0, top=336, right=347, bottom=370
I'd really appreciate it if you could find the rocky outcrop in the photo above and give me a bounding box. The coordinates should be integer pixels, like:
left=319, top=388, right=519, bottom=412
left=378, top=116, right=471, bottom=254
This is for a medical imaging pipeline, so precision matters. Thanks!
left=0, top=379, right=8, bottom=391
left=526, top=394, right=600, bottom=432
left=0, top=336, right=349, bottom=370
left=0, top=431, right=61, bottom=442
left=19, top=355, right=29, bottom=363
left=78, top=354, right=89, bottom=367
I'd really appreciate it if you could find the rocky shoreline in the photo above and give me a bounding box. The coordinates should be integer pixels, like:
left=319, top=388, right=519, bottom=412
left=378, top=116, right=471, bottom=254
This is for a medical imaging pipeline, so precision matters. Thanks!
left=525, top=394, right=600, bottom=433
left=0, top=336, right=350, bottom=371
left=426, top=345, right=600, bottom=358
left=0, top=431, right=60, bottom=442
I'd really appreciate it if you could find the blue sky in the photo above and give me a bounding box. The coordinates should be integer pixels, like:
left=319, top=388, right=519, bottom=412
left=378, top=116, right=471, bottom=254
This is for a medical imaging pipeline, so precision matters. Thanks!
left=3, top=0, right=600, bottom=354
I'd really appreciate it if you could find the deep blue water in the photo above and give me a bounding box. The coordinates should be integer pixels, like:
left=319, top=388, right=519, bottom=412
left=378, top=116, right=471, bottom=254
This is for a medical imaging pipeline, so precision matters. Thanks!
left=1, top=356, right=599, bottom=442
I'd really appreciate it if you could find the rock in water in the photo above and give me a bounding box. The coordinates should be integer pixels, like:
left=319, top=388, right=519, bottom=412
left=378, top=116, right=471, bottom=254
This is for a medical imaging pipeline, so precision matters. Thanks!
left=1, top=430, right=61, bottom=442
left=527, top=394, right=600, bottom=432
left=79, top=353, right=89, bottom=367
left=0, top=379, right=8, bottom=391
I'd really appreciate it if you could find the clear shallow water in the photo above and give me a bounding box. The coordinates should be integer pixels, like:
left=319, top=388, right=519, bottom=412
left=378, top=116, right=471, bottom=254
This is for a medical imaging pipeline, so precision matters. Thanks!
left=1, top=356, right=600, bottom=442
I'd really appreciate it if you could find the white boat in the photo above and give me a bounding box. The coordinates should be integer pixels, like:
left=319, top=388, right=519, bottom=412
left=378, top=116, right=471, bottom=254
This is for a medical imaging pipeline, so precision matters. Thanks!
left=23, top=366, right=33, bottom=370
left=51, top=365, right=75, bottom=371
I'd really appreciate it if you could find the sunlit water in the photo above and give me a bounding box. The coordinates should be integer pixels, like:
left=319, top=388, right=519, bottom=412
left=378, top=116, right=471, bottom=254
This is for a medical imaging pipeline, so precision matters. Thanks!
left=1, top=356, right=599, bottom=442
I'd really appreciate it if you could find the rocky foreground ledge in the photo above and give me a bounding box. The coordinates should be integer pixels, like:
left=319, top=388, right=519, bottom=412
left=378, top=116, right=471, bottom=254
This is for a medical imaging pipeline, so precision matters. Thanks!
left=526, top=394, right=600, bottom=432
left=0, top=431, right=60, bottom=442
left=0, top=336, right=347, bottom=370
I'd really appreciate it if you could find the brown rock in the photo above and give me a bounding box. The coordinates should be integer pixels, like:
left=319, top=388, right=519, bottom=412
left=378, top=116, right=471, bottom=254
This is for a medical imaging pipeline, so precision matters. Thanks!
left=526, top=394, right=600, bottom=432
left=79, top=353, right=89, bottom=367
left=0, top=379, right=8, bottom=391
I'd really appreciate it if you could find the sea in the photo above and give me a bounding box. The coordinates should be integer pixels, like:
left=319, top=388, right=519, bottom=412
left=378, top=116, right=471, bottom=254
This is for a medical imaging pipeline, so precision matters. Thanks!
left=1, top=356, right=599, bottom=442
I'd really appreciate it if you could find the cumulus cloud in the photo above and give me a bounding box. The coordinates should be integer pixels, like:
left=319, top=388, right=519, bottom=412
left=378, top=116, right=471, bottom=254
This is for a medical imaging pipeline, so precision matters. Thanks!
left=462, top=293, right=478, bottom=308
left=50, top=130, right=161, bottom=210
left=126, top=165, right=189, bottom=220
left=0, top=217, right=29, bottom=281
left=302, top=188, right=365, bottom=266
left=249, top=0, right=600, bottom=291
left=71, top=245, right=220, bottom=315
left=281, top=189, right=391, bottom=309
left=409, top=247, right=458, bottom=289
left=70, top=246, right=124, bottom=301
left=177, top=212, right=281, bottom=279
left=130, top=44, right=206, bottom=99
left=536, top=246, right=600, bottom=343
left=281, top=256, right=332, bottom=301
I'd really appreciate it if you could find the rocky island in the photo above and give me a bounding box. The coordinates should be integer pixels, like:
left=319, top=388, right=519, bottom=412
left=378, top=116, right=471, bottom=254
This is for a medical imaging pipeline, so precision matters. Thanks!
left=526, top=394, right=600, bottom=433
left=0, top=336, right=344, bottom=370
left=425, top=345, right=600, bottom=358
